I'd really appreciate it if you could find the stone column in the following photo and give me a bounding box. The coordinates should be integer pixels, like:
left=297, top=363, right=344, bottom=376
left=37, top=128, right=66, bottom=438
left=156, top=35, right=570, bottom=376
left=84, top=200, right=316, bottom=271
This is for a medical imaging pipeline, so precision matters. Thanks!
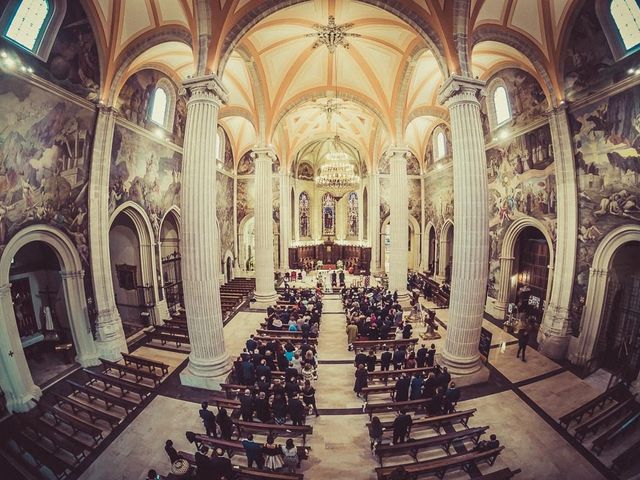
left=438, top=76, right=489, bottom=374
left=419, top=177, right=426, bottom=270
left=251, top=146, right=278, bottom=306
left=279, top=171, right=291, bottom=271
left=232, top=177, right=242, bottom=276
left=494, top=256, right=515, bottom=317
left=59, top=270, right=99, bottom=366
left=388, top=147, right=411, bottom=304
left=0, top=284, right=41, bottom=412
left=539, top=105, right=577, bottom=359
left=368, top=173, right=381, bottom=273
left=435, top=236, right=450, bottom=283
left=179, top=75, right=230, bottom=389
left=88, top=105, right=127, bottom=360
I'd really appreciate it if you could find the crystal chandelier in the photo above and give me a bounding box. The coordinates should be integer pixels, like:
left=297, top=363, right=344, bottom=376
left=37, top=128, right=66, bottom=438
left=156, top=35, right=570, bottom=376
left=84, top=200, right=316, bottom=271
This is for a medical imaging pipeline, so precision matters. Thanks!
left=315, top=136, right=360, bottom=199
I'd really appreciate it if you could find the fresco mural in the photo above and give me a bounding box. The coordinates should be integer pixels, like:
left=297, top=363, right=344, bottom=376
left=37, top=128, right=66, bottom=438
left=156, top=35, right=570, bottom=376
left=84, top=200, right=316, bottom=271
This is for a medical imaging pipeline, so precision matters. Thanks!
left=378, top=154, right=390, bottom=174
left=485, top=124, right=557, bottom=298
left=297, top=162, right=314, bottom=180
left=569, top=84, right=640, bottom=333
left=423, top=166, right=453, bottom=234
left=109, top=125, right=182, bottom=235
left=379, top=177, right=390, bottom=219
left=237, top=151, right=255, bottom=175
left=407, top=152, right=421, bottom=175
left=408, top=179, right=422, bottom=227
left=216, top=172, right=234, bottom=258
left=480, top=68, right=548, bottom=140
left=237, top=178, right=255, bottom=224
left=425, top=125, right=452, bottom=168
left=0, top=1, right=100, bottom=101
left=117, top=69, right=186, bottom=146
left=0, top=73, right=95, bottom=265
left=222, top=129, right=234, bottom=173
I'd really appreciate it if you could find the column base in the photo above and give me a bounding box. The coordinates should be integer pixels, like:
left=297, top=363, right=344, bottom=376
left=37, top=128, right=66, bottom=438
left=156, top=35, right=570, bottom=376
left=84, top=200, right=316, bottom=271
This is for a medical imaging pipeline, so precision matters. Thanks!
left=76, top=352, right=101, bottom=367
left=485, top=297, right=507, bottom=320
left=7, top=384, right=42, bottom=413
left=441, top=351, right=485, bottom=376
left=153, top=300, right=171, bottom=325
left=537, top=330, right=570, bottom=360
left=450, top=364, right=491, bottom=387
left=253, top=291, right=278, bottom=309
left=94, top=309, right=128, bottom=360
left=395, top=290, right=412, bottom=309
left=180, top=354, right=231, bottom=390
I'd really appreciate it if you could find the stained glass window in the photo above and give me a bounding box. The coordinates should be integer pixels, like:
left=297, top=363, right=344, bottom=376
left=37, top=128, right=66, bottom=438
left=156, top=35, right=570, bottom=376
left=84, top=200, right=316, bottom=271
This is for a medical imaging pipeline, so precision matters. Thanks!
left=149, top=87, right=168, bottom=126
left=347, top=191, right=358, bottom=237
left=322, top=192, right=335, bottom=236
left=493, top=86, right=511, bottom=125
left=5, top=0, right=50, bottom=51
left=611, top=0, right=640, bottom=50
left=299, top=192, right=310, bottom=237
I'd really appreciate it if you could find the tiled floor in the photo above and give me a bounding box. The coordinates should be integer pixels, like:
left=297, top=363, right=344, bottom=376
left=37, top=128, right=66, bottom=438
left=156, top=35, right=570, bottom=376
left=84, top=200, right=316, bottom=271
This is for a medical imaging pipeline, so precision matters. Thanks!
left=72, top=282, right=634, bottom=480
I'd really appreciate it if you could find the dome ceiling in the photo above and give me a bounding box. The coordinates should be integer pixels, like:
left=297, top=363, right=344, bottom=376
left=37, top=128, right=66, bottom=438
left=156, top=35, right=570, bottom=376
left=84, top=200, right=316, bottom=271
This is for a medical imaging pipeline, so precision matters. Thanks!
left=84, top=0, right=582, bottom=168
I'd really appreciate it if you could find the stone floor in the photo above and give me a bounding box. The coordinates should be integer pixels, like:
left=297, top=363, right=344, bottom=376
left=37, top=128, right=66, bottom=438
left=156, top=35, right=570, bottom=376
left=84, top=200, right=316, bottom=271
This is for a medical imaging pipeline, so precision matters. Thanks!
left=74, top=278, right=635, bottom=480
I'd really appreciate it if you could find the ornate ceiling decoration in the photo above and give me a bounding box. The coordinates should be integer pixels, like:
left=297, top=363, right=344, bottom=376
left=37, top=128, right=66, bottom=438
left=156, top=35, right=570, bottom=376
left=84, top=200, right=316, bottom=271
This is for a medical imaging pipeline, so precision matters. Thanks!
left=305, top=15, right=361, bottom=53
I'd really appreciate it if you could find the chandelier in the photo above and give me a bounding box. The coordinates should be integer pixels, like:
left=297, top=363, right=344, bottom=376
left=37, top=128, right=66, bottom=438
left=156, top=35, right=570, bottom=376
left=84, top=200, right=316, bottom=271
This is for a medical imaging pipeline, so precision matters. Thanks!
left=315, top=136, right=360, bottom=199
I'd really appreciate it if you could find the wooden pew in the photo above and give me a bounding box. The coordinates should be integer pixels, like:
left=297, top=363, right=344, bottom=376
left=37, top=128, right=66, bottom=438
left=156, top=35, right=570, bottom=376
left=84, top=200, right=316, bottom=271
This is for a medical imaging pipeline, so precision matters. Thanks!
left=592, top=406, right=640, bottom=455
left=38, top=403, right=104, bottom=444
left=255, top=335, right=318, bottom=345
left=611, top=437, right=640, bottom=474
left=99, top=358, right=163, bottom=386
left=470, top=468, right=522, bottom=479
left=52, top=393, right=121, bottom=428
left=84, top=369, right=155, bottom=401
left=12, top=430, right=73, bottom=479
left=559, top=383, right=626, bottom=428
left=17, top=413, right=88, bottom=462
left=361, top=384, right=395, bottom=401
left=232, top=419, right=313, bottom=445
left=176, top=450, right=303, bottom=480
left=146, top=330, right=189, bottom=348
left=352, top=338, right=418, bottom=351
left=155, top=324, right=190, bottom=337
left=374, top=426, right=489, bottom=466
left=365, top=398, right=429, bottom=419
left=66, top=380, right=138, bottom=415
left=368, top=409, right=477, bottom=436
left=121, top=352, right=170, bottom=375
left=367, top=366, right=434, bottom=383
left=374, top=446, right=504, bottom=480
left=574, top=395, right=636, bottom=441
left=209, top=397, right=241, bottom=411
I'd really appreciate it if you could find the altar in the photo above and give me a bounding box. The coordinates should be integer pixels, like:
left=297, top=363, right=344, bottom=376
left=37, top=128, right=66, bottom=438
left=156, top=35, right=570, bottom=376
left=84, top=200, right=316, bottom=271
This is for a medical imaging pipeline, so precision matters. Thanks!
left=288, top=241, right=371, bottom=273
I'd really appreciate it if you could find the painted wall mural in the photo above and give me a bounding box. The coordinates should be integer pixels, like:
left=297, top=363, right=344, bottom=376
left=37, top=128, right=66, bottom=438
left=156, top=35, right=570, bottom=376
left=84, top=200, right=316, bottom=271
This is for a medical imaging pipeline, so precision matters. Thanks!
left=0, top=73, right=95, bottom=265
left=407, top=152, right=421, bottom=175
left=569, top=84, right=640, bottom=333
left=423, top=166, right=453, bottom=234
left=485, top=123, right=557, bottom=298
left=216, top=172, right=234, bottom=258
left=116, top=69, right=186, bottom=146
left=297, top=162, right=314, bottom=181
left=480, top=68, right=548, bottom=140
left=237, top=178, right=255, bottom=225
left=109, top=124, right=182, bottom=234
left=221, top=128, right=234, bottom=173
left=379, top=177, right=390, bottom=220
left=408, top=178, right=422, bottom=227
left=237, top=151, right=255, bottom=175
left=378, top=154, right=390, bottom=175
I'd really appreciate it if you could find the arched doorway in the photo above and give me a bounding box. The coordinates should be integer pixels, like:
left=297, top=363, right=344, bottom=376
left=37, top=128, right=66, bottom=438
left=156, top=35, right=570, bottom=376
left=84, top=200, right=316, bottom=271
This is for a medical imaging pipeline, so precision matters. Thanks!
left=576, top=225, right=640, bottom=383
left=226, top=256, right=233, bottom=283
left=426, top=224, right=436, bottom=274
left=109, top=203, right=159, bottom=336
left=408, top=216, right=420, bottom=271
left=239, top=216, right=255, bottom=272
left=0, top=226, right=97, bottom=412
left=438, top=221, right=454, bottom=283
left=159, top=208, right=182, bottom=313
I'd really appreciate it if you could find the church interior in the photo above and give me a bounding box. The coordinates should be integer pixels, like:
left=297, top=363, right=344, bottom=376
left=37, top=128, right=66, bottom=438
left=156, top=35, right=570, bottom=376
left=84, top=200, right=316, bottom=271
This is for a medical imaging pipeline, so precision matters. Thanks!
left=0, top=0, right=640, bottom=479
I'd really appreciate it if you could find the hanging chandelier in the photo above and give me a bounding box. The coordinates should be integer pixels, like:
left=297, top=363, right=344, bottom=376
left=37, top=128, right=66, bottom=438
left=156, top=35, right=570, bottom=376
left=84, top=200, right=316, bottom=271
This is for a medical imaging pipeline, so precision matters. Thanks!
left=315, top=136, right=360, bottom=199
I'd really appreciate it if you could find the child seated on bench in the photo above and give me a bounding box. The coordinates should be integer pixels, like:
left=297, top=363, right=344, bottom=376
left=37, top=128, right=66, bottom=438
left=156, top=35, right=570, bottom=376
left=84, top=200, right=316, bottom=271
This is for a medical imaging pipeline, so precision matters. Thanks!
left=474, top=434, right=500, bottom=452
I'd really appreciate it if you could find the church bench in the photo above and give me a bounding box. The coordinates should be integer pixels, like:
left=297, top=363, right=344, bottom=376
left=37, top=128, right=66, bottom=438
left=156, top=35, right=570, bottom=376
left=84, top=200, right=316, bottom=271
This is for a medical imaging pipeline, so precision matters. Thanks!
left=155, top=324, right=190, bottom=337
left=83, top=369, right=155, bottom=401
left=374, top=446, right=504, bottom=480
left=66, top=380, right=138, bottom=414
left=352, top=338, right=419, bottom=351
left=559, top=383, right=626, bottom=428
left=99, top=358, right=163, bottom=386
left=611, top=437, right=640, bottom=474
left=367, top=366, right=434, bottom=383
left=365, top=398, right=430, bottom=419
left=361, top=384, right=396, bottom=401
left=163, top=318, right=187, bottom=328
left=374, top=426, right=489, bottom=466
left=52, top=393, right=121, bottom=428
left=121, top=352, right=170, bottom=375
left=38, top=403, right=104, bottom=444
left=12, top=430, right=73, bottom=479
left=176, top=450, right=304, bottom=479
left=232, top=419, right=313, bottom=445
left=574, top=395, right=636, bottom=441
left=470, top=467, right=522, bottom=479
left=209, top=396, right=242, bottom=411
left=220, top=383, right=247, bottom=398
left=17, top=413, right=88, bottom=462
left=192, top=434, right=309, bottom=466
left=146, top=330, right=189, bottom=348
left=592, top=406, right=640, bottom=455
left=369, top=409, right=477, bottom=436
left=256, top=328, right=308, bottom=336
left=255, top=335, right=318, bottom=345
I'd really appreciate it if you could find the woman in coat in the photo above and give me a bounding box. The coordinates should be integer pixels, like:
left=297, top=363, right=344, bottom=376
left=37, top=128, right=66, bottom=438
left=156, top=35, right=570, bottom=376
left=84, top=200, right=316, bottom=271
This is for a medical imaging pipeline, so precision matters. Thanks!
left=354, top=363, right=368, bottom=397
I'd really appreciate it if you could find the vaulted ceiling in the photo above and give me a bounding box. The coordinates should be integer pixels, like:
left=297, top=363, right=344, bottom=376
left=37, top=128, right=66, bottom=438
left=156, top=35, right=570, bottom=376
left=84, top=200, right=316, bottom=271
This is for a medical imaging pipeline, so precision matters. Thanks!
left=82, top=0, right=583, bottom=169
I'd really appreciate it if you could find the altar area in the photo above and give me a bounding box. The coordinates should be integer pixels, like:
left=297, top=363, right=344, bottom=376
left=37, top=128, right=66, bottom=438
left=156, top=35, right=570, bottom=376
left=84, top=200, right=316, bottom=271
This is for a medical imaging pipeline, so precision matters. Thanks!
left=288, top=239, right=371, bottom=274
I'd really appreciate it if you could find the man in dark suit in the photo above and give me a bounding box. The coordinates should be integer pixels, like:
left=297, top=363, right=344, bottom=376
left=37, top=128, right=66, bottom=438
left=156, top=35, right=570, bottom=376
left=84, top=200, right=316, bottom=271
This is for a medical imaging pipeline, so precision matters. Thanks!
left=426, top=344, right=436, bottom=367
left=242, top=434, right=264, bottom=469
left=240, top=389, right=254, bottom=421
left=416, top=344, right=428, bottom=368
left=380, top=346, right=393, bottom=371
left=394, top=373, right=410, bottom=402
left=199, top=402, right=217, bottom=437
left=444, top=381, right=461, bottom=414
left=392, top=347, right=405, bottom=370
left=392, top=409, right=413, bottom=444
left=289, top=393, right=306, bottom=426
left=517, top=326, right=530, bottom=362
left=210, top=447, right=235, bottom=479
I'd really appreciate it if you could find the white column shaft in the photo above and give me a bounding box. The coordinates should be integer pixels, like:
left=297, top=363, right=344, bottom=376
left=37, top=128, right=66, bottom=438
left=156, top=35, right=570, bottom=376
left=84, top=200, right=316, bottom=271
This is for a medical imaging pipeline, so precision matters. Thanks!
left=388, top=149, right=410, bottom=298
left=368, top=173, right=381, bottom=273
left=279, top=172, right=291, bottom=270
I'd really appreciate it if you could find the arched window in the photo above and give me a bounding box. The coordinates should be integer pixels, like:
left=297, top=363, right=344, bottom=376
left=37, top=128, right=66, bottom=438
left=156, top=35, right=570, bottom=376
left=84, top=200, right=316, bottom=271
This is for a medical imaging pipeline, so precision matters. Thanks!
left=215, top=127, right=225, bottom=163
left=149, top=87, right=168, bottom=127
left=611, top=0, right=640, bottom=50
left=322, top=192, right=336, bottom=236
left=347, top=192, right=358, bottom=237
left=299, top=192, right=310, bottom=238
left=493, top=86, right=511, bottom=126
left=436, top=131, right=446, bottom=159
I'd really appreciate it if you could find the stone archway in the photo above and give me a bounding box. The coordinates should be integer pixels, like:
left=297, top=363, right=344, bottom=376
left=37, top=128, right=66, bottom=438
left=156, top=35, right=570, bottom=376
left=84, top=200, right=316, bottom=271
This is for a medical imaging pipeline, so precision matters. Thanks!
left=425, top=222, right=437, bottom=274
left=0, top=225, right=98, bottom=413
left=573, top=225, right=640, bottom=367
left=159, top=207, right=182, bottom=312
left=436, top=220, right=454, bottom=283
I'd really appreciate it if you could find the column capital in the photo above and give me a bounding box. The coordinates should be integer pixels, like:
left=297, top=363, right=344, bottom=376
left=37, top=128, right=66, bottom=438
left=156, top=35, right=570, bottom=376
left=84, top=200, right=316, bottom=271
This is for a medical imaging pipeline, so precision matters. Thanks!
left=546, top=102, right=569, bottom=117
left=181, top=74, right=228, bottom=105
left=385, top=146, right=411, bottom=162
left=251, top=145, right=278, bottom=163
left=437, top=74, right=485, bottom=106
left=96, top=103, right=118, bottom=116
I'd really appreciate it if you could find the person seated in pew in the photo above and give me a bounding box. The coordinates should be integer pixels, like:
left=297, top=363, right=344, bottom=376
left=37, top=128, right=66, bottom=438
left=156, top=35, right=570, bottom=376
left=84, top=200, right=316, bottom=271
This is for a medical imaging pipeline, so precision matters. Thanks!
left=242, top=433, right=265, bottom=469
left=257, top=376, right=271, bottom=393
left=165, top=439, right=180, bottom=464
left=474, top=434, right=500, bottom=452
left=444, top=381, right=461, bottom=414
left=392, top=409, right=413, bottom=444
left=394, top=373, right=411, bottom=402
